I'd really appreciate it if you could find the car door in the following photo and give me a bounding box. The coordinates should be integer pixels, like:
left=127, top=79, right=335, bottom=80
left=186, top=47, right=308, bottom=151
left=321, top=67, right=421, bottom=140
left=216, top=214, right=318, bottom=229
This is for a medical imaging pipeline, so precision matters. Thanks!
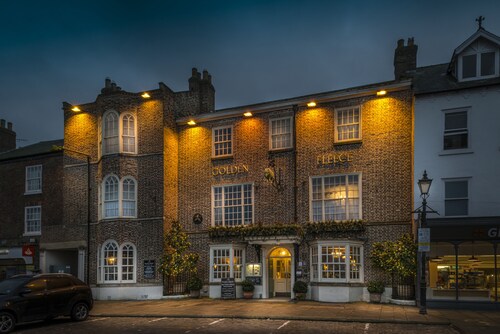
left=14, top=278, right=48, bottom=322
left=46, top=277, right=75, bottom=316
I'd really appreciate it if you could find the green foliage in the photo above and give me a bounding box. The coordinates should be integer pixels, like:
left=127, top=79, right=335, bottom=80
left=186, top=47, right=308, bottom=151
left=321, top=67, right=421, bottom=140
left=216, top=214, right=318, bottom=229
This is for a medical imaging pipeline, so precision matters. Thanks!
left=187, top=275, right=203, bottom=291
left=371, top=233, right=417, bottom=278
left=208, top=220, right=364, bottom=240
left=293, top=280, right=308, bottom=293
left=367, top=280, right=385, bottom=294
left=159, top=221, right=199, bottom=278
left=241, top=278, right=255, bottom=292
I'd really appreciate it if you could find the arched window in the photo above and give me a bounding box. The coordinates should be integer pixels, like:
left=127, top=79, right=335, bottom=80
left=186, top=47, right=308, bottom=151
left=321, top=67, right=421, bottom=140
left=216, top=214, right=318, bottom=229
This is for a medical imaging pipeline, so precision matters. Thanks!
left=101, top=175, right=137, bottom=219
left=102, top=241, right=119, bottom=282
left=121, top=243, right=136, bottom=282
left=104, top=175, right=119, bottom=218
left=100, top=111, right=137, bottom=156
left=99, top=241, right=136, bottom=283
left=103, top=111, right=119, bottom=154
left=122, top=114, right=136, bottom=153
left=122, top=178, right=136, bottom=217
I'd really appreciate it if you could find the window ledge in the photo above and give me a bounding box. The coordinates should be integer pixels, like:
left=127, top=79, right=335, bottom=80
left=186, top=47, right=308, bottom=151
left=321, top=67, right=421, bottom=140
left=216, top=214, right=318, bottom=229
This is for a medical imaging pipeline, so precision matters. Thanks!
left=439, top=149, right=474, bottom=156
left=269, top=147, right=293, bottom=153
left=333, top=140, right=362, bottom=146
left=211, top=155, right=234, bottom=160
left=24, top=191, right=42, bottom=196
left=23, top=232, right=41, bottom=237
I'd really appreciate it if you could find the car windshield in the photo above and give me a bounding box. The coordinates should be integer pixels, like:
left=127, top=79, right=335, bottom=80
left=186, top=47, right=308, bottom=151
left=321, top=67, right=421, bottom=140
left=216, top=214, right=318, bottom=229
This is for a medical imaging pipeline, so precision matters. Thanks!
left=0, top=277, right=31, bottom=295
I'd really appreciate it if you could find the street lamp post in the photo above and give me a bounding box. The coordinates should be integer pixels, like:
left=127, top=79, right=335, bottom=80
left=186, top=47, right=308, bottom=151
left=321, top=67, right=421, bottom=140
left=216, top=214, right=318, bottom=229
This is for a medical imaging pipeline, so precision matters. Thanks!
left=417, top=170, right=432, bottom=315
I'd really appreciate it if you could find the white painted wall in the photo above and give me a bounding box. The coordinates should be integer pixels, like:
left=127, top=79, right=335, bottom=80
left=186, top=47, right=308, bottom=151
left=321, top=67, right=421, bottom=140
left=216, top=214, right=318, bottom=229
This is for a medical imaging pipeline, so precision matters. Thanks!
left=414, top=86, right=500, bottom=217
left=92, top=285, right=163, bottom=300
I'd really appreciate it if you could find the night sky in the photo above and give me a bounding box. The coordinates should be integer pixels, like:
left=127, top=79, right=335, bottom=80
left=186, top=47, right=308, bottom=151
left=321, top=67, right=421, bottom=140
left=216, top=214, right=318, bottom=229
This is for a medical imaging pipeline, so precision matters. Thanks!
left=1, top=0, right=499, bottom=146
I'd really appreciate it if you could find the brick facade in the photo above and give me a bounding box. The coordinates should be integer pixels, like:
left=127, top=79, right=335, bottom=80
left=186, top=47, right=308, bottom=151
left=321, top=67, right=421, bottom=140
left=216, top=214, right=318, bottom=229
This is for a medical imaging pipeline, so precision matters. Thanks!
left=1, top=65, right=414, bottom=302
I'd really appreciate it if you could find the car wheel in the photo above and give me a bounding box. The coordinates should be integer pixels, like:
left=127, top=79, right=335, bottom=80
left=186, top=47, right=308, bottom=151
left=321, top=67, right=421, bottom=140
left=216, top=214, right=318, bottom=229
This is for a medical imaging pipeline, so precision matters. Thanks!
left=71, top=302, right=89, bottom=321
left=0, top=312, right=16, bottom=334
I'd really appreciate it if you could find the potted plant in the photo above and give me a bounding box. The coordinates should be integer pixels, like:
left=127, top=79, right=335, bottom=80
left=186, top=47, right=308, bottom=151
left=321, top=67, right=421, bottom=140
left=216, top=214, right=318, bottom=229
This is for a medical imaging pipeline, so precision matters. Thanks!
left=241, top=278, right=255, bottom=299
left=367, top=280, right=385, bottom=303
left=187, top=275, right=203, bottom=298
left=293, top=280, right=308, bottom=300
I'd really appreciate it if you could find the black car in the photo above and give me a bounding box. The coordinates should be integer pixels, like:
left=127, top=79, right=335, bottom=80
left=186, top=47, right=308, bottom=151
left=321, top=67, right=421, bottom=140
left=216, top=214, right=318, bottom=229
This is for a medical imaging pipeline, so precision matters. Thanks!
left=0, top=273, right=93, bottom=333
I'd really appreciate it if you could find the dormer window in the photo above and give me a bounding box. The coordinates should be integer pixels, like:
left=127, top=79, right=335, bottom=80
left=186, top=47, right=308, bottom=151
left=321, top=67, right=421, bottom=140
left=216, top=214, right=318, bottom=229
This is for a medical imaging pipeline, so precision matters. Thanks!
left=458, top=39, right=499, bottom=81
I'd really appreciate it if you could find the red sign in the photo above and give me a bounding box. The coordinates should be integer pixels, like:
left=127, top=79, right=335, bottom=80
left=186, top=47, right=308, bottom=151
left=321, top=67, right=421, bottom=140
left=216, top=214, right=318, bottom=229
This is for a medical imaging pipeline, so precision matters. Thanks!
left=22, top=245, right=35, bottom=257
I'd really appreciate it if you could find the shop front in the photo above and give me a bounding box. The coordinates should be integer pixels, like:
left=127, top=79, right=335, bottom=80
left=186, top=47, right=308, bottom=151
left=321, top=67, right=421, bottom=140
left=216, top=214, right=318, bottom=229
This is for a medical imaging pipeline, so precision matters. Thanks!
left=427, top=218, right=500, bottom=308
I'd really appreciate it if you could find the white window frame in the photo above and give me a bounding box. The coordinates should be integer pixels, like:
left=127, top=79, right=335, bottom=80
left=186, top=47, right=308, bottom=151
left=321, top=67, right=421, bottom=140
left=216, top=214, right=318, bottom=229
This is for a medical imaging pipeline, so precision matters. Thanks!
left=269, top=117, right=293, bottom=150
left=212, top=125, right=233, bottom=158
left=309, top=173, right=362, bottom=222
left=457, top=40, right=499, bottom=82
left=309, top=241, right=364, bottom=283
left=97, top=240, right=137, bottom=284
left=444, top=178, right=469, bottom=217
left=443, top=109, right=469, bottom=151
left=24, top=206, right=41, bottom=236
left=121, top=113, right=137, bottom=154
left=209, top=244, right=245, bottom=282
left=334, top=106, right=361, bottom=143
left=25, top=165, right=42, bottom=194
left=101, top=175, right=137, bottom=219
left=101, top=110, right=137, bottom=156
left=212, top=183, right=254, bottom=226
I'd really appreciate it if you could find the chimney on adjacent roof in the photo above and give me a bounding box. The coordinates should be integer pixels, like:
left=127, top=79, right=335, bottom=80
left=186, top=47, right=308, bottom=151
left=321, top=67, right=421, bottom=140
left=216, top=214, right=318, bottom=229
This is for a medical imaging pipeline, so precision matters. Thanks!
left=394, top=37, right=418, bottom=80
left=0, top=119, right=16, bottom=152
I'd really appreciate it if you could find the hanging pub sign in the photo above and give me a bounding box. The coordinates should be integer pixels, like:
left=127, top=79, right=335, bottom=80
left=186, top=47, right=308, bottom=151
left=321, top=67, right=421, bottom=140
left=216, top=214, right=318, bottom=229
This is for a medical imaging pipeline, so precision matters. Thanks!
left=143, top=260, right=156, bottom=279
left=22, top=245, right=35, bottom=257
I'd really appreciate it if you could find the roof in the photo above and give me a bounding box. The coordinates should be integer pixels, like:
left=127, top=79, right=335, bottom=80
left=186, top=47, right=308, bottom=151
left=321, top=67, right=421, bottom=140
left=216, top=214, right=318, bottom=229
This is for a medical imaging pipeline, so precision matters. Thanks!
left=413, top=63, right=500, bottom=95
left=178, top=79, right=412, bottom=124
left=0, top=139, right=63, bottom=161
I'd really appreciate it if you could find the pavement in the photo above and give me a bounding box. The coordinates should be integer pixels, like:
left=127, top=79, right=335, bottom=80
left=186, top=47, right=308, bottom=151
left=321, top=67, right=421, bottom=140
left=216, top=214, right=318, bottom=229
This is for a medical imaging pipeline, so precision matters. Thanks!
left=90, top=298, right=500, bottom=334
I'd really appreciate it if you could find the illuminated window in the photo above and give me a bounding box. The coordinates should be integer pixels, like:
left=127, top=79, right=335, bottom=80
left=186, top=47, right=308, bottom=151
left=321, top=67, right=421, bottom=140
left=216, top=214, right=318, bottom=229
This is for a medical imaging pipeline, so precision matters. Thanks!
left=210, top=245, right=245, bottom=282
left=25, top=165, right=42, bottom=194
left=311, top=174, right=360, bottom=222
left=212, top=184, right=253, bottom=226
left=444, top=110, right=468, bottom=150
left=270, top=117, right=293, bottom=150
left=212, top=126, right=233, bottom=157
left=103, top=111, right=119, bottom=154
left=444, top=179, right=469, bottom=216
left=99, top=241, right=136, bottom=283
left=24, top=206, right=41, bottom=235
left=334, top=106, right=361, bottom=143
left=101, top=111, right=137, bottom=156
left=101, top=175, right=137, bottom=219
left=122, top=114, right=136, bottom=153
left=458, top=39, right=499, bottom=81
left=310, top=242, right=363, bottom=282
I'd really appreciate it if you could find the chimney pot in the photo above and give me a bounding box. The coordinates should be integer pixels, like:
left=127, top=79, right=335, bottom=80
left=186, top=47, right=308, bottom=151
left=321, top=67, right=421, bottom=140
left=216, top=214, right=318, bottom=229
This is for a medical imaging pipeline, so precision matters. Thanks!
left=7, top=122, right=12, bottom=131
left=0, top=119, right=5, bottom=128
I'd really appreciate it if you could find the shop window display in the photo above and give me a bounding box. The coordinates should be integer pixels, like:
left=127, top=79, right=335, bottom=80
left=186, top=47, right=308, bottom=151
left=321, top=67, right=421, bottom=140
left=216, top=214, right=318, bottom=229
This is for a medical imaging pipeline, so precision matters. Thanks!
left=428, top=242, right=499, bottom=301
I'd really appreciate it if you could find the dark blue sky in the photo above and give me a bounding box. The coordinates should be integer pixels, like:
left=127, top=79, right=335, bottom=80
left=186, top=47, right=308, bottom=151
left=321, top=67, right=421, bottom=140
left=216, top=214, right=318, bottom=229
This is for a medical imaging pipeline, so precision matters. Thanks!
left=1, top=0, right=499, bottom=146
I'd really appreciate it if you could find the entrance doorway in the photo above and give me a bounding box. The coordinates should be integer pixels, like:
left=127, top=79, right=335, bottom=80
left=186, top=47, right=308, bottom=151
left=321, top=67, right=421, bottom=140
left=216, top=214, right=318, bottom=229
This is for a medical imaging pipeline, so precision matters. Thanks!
left=268, top=247, right=291, bottom=297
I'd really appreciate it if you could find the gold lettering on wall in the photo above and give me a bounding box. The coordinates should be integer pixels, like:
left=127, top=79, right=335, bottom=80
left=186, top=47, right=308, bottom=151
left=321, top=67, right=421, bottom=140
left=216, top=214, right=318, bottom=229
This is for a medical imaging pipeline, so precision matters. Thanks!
left=212, top=164, right=250, bottom=176
left=316, top=153, right=353, bottom=166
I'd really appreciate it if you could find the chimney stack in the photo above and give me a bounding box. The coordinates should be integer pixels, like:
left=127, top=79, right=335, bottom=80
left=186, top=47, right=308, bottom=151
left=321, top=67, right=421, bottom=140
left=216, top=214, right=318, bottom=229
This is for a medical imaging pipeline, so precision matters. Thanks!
left=394, top=37, right=418, bottom=80
left=0, top=119, right=16, bottom=152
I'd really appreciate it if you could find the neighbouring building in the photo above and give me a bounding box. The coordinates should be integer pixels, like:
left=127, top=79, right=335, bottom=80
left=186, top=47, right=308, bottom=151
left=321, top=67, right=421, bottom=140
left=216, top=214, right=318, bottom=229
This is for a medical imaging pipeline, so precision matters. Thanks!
left=413, top=24, right=500, bottom=308
left=0, top=133, right=64, bottom=280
